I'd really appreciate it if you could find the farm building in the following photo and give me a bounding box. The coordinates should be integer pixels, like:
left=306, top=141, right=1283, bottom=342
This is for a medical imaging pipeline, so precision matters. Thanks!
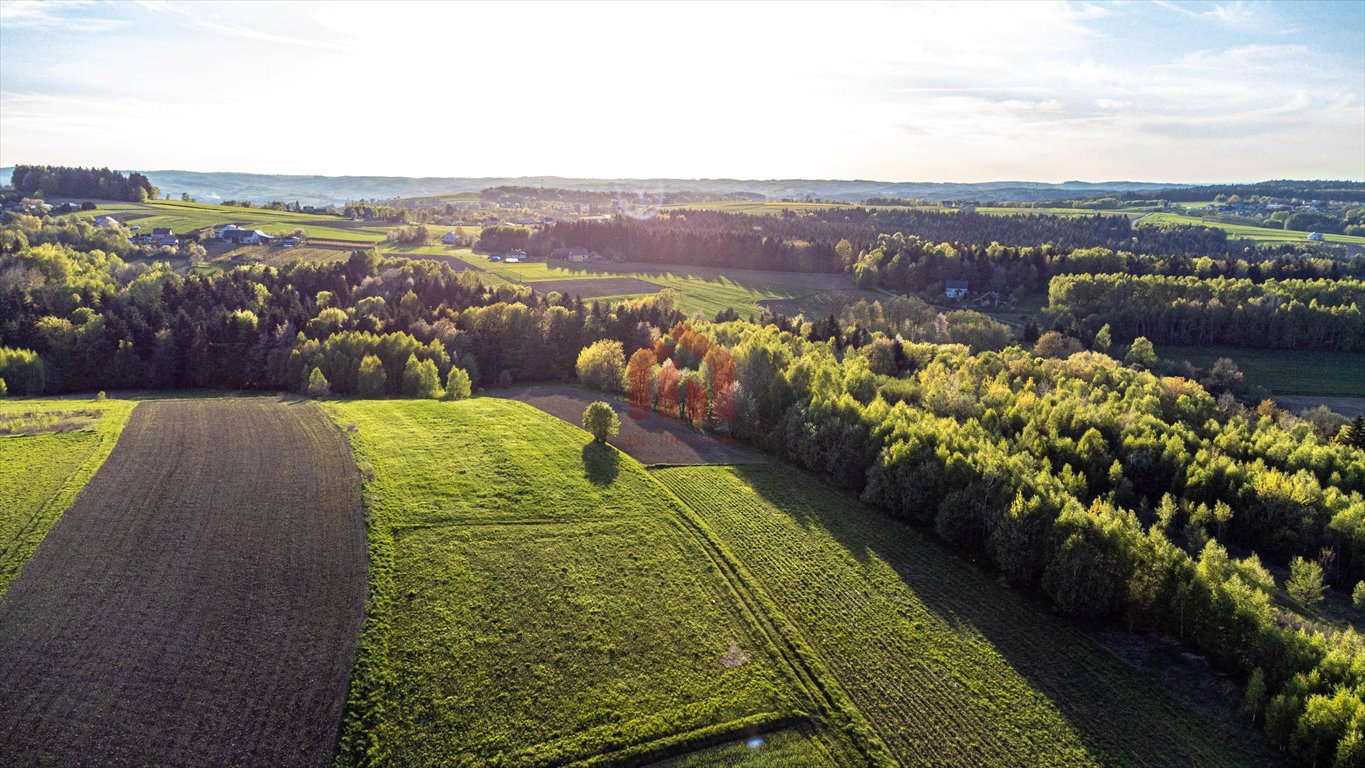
left=442, top=231, right=459, bottom=244
left=1307, top=232, right=1325, bottom=241
left=221, top=228, right=272, bottom=245
left=553, top=246, right=600, bottom=263
left=504, top=249, right=528, bottom=263
left=95, top=215, right=121, bottom=229
left=945, top=280, right=969, bottom=300
left=150, top=227, right=179, bottom=247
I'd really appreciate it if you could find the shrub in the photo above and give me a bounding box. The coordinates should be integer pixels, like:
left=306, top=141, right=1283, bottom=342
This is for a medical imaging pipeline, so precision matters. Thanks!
left=401, top=354, right=442, bottom=399
left=307, top=367, right=331, bottom=398
left=357, top=355, right=386, bottom=397
left=582, top=401, right=619, bottom=443
left=1125, top=337, right=1159, bottom=369
left=1034, top=331, right=1083, bottom=359
left=576, top=340, right=626, bottom=393
left=0, top=347, right=44, bottom=395
left=445, top=367, right=472, bottom=400
left=1287, top=556, right=1325, bottom=607
left=1353, top=581, right=1365, bottom=611
left=0, top=378, right=6, bottom=398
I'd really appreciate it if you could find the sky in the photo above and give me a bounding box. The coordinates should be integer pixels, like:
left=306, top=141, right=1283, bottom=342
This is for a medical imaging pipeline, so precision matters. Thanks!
left=1, top=0, right=1362, bottom=183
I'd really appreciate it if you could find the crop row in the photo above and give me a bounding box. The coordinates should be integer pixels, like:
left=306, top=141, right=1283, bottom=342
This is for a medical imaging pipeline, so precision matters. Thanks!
left=653, top=464, right=1276, bottom=768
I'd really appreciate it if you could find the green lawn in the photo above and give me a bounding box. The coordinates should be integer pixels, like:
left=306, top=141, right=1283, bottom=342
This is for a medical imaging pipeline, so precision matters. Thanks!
left=323, top=398, right=839, bottom=767
left=653, top=464, right=1284, bottom=768
left=1156, top=344, right=1365, bottom=397
left=0, top=397, right=136, bottom=596
left=77, top=200, right=392, bottom=243
left=1141, top=212, right=1365, bottom=245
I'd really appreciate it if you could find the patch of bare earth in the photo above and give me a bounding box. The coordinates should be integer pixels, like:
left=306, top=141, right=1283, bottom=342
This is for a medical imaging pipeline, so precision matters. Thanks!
left=497, top=384, right=763, bottom=466
left=0, top=398, right=366, bottom=768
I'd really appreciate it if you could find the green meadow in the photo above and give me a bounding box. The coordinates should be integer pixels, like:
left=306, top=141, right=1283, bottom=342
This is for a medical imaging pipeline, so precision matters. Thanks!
left=1156, top=343, right=1365, bottom=397
left=78, top=200, right=392, bottom=243
left=0, top=397, right=136, bottom=596
left=323, top=398, right=851, bottom=767
left=1141, top=212, right=1365, bottom=244
left=653, top=464, right=1283, bottom=768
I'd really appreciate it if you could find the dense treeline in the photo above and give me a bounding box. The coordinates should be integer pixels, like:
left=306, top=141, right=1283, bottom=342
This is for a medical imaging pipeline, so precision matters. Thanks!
left=852, top=233, right=1365, bottom=295
left=0, top=216, right=682, bottom=395
left=9, top=165, right=158, bottom=202
left=615, top=319, right=1365, bottom=764
left=1049, top=274, right=1365, bottom=351
left=539, top=215, right=843, bottom=272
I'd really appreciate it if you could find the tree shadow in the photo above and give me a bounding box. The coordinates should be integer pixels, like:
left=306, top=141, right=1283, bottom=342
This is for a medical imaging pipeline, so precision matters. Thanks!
left=724, top=463, right=1289, bottom=767
left=582, top=441, right=620, bottom=486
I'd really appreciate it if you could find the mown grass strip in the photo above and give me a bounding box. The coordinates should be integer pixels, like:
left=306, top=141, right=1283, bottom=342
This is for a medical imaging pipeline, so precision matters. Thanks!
left=0, top=398, right=137, bottom=597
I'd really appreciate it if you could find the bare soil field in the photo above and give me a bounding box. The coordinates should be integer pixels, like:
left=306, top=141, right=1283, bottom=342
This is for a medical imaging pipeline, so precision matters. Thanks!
left=497, top=384, right=763, bottom=466
left=0, top=398, right=365, bottom=768
left=531, top=276, right=663, bottom=298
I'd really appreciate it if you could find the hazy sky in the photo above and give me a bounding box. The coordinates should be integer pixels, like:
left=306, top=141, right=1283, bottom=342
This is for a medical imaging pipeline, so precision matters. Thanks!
left=1, top=0, right=1362, bottom=182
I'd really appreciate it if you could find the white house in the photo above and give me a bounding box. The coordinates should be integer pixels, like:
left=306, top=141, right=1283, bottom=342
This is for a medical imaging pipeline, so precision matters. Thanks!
left=442, top=231, right=459, bottom=244
left=222, top=228, right=272, bottom=245
left=1307, top=232, right=1325, bottom=242
left=945, top=279, right=969, bottom=300
left=504, top=248, right=527, bottom=263
left=95, top=216, right=121, bottom=229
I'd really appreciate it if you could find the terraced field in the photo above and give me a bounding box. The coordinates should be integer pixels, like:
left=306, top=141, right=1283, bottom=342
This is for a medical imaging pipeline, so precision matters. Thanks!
left=0, top=398, right=366, bottom=768
left=324, top=399, right=853, bottom=767
left=653, top=464, right=1286, bottom=767
left=0, top=397, right=136, bottom=596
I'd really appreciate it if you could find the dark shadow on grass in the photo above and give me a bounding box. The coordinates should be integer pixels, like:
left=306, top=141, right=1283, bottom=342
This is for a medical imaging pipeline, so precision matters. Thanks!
left=722, top=463, right=1289, bottom=767
left=582, top=441, right=620, bottom=486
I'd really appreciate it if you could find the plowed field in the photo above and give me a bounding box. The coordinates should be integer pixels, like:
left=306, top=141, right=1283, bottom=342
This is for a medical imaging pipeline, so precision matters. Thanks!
left=0, top=398, right=366, bottom=768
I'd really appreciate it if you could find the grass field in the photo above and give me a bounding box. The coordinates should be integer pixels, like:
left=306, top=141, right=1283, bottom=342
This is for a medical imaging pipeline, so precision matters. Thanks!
left=453, top=254, right=841, bottom=318
left=77, top=199, right=392, bottom=243
left=323, top=398, right=855, bottom=767
left=1141, top=212, right=1365, bottom=245
left=652, top=464, right=1285, bottom=767
left=758, top=288, right=888, bottom=320
left=0, top=397, right=135, bottom=596
left=0, top=398, right=365, bottom=768
left=1156, top=344, right=1365, bottom=397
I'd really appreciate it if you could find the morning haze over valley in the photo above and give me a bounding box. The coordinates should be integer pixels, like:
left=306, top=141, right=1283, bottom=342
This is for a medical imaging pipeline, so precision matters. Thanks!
left=1, top=1, right=1363, bottom=767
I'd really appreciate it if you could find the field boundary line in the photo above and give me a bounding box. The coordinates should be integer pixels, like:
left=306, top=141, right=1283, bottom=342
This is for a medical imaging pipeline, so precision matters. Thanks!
left=644, top=467, right=897, bottom=767
left=0, top=402, right=138, bottom=597
left=561, top=712, right=808, bottom=768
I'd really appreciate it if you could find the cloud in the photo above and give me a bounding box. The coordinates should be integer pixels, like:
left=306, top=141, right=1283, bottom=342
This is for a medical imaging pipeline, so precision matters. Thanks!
left=0, top=0, right=127, bottom=32
left=134, top=1, right=345, bottom=50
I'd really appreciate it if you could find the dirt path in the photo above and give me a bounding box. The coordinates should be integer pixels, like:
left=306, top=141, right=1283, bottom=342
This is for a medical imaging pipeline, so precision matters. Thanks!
left=497, top=384, right=763, bottom=466
left=0, top=398, right=366, bottom=768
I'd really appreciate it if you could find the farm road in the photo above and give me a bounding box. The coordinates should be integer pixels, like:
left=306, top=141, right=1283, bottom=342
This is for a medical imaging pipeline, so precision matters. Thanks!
left=0, top=398, right=365, bottom=768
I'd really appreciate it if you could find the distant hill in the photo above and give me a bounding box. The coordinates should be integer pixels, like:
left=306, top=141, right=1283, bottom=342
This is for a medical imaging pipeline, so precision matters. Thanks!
left=1, top=167, right=1182, bottom=206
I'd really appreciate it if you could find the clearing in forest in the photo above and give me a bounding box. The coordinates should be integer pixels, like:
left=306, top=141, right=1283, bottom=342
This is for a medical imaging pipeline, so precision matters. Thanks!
left=0, top=398, right=366, bottom=768
left=653, top=464, right=1288, bottom=768
left=324, top=398, right=855, bottom=767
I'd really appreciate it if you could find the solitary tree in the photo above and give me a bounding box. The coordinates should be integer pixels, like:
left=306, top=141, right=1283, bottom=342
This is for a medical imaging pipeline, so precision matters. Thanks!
left=306, top=366, right=330, bottom=398
left=444, top=366, right=472, bottom=400
left=1242, top=667, right=1267, bottom=724
left=582, top=401, right=619, bottom=443
left=1125, top=337, right=1159, bottom=370
left=357, top=354, right=386, bottom=397
left=1287, top=556, right=1325, bottom=607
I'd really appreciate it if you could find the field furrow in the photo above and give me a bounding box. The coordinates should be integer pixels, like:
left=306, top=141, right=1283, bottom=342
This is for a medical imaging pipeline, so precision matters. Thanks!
left=0, top=398, right=366, bottom=768
left=653, top=464, right=1287, bottom=767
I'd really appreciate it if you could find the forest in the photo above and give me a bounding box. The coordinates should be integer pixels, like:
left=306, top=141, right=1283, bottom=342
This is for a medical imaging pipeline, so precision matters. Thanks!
left=8, top=166, right=158, bottom=203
